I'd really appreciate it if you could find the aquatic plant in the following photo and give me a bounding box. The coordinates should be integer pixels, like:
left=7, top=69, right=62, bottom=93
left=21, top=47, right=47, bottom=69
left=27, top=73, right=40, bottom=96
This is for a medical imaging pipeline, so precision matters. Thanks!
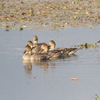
left=0, top=0, right=100, bottom=30
left=78, top=43, right=98, bottom=48
left=93, top=94, right=100, bottom=100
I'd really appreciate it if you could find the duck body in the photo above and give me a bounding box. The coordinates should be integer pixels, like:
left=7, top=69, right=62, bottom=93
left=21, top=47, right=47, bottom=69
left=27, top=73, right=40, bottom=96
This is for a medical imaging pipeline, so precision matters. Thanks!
left=32, top=36, right=47, bottom=53
left=31, top=53, right=49, bottom=61
left=23, top=44, right=49, bottom=61
left=26, top=40, right=45, bottom=53
left=47, top=50, right=63, bottom=59
left=40, top=43, right=63, bottom=60
left=48, top=40, right=80, bottom=57
left=55, top=48, right=79, bottom=56
left=23, top=37, right=80, bottom=61
left=23, top=53, right=49, bottom=61
left=22, top=54, right=31, bottom=60
left=32, top=46, right=41, bottom=53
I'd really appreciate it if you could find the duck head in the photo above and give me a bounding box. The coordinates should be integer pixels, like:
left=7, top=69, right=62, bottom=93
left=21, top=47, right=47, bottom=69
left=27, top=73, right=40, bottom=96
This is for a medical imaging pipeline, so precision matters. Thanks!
left=48, top=40, right=56, bottom=51
left=24, top=45, right=32, bottom=55
left=41, top=43, right=49, bottom=53
left=33, top=36, right=38, bottom=44
left=27, top=41, right=33, bottom=48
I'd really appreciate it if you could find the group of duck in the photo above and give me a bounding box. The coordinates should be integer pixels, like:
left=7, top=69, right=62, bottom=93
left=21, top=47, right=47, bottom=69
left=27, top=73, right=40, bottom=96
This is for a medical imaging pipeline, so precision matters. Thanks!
left=22, top=36, right=80, bottom=61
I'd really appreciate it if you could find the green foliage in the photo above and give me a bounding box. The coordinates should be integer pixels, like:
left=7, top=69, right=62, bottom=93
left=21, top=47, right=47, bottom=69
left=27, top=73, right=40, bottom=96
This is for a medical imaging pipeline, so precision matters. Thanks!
left=78, top=43, right=98, bottom=49
left=20, top=27, right=23, bottom=31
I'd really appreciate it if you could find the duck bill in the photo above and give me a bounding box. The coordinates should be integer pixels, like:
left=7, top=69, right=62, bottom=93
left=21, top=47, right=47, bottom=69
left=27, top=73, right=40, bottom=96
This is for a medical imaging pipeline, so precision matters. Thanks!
left=23, top=50, right=26, bottom=54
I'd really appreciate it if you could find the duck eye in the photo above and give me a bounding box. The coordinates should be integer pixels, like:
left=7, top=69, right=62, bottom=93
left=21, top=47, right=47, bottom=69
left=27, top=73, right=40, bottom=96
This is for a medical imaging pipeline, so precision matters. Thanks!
left=48, top=46, right=51, bottom=49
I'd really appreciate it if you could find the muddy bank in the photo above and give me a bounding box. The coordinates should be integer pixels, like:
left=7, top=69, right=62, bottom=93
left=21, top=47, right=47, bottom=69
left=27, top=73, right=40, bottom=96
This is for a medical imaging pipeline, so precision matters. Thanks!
left=0, top=0, right=100, bottom=30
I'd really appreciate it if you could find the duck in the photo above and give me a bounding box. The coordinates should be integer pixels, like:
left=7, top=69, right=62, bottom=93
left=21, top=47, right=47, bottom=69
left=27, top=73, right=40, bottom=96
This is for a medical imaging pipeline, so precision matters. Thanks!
left=48, top=40, right=56, bottom=51
left=22, top=45, right=32, bottom=60
left=26, top=40, right=43, bottom=53
left=24, top=45, right=32, bottom=55
left=26, top=40, right=33, bottom=48
left=23, top=44, right=49, bottom=61
left=33, top=36, right=45, bottom=46
left=31, top=36, right=48, bottom=53
left=31, top=44, right=50, bottom=60
left=40, top=43, right=63, bottom=60
left=33, top=36, right=38, bottom=45
left=48, top=40, right=79, bottom=57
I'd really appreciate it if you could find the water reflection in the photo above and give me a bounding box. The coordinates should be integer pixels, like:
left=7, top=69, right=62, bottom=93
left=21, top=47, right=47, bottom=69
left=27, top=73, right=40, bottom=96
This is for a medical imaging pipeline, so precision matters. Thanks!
left=22, top=54, right=77, bottom=76
left=23, top=59, right=55, bottom=70
left=23, top=60, right=32, bottom=76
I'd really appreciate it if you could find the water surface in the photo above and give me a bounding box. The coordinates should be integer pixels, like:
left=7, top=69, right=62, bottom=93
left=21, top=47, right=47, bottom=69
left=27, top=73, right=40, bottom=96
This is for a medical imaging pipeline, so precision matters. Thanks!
left=0, top=27, right=100, bottom=100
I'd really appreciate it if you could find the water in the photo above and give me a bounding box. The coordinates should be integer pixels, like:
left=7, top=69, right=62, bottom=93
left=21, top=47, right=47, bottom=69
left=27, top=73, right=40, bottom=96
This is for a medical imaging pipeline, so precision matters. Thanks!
left=0, top=27, right=100, bottom=100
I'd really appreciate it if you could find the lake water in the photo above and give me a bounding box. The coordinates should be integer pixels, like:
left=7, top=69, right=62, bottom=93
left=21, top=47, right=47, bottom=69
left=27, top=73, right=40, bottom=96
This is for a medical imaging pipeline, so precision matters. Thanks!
left=0, top=27, right=100, bottom=100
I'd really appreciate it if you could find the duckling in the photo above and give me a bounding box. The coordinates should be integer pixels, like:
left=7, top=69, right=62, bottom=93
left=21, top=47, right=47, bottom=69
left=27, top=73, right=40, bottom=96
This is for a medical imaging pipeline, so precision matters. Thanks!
left=48, top=40, right=79, bottom=56
left=22, top=45, right=32, bottom=60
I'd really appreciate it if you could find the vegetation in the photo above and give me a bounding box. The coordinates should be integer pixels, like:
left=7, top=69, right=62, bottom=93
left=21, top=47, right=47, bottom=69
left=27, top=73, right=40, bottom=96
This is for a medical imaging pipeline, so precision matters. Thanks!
left=93, top=94, right=100, bottom=100
left=0, top=0, right=100, bottom=30
left=78, top=43, right=98, bottom=48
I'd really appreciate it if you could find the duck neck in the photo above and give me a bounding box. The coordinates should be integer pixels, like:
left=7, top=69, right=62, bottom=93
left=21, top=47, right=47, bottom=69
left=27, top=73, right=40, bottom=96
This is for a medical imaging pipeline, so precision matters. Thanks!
left=29, top=51, right=32, bottom=55
left=30, top=45, right=33, bottom=48
left=43, top=48, right=48, bottom=53
left=34, top=40, right=38, bottom=44
left=50, top=45, right=55, bottom=50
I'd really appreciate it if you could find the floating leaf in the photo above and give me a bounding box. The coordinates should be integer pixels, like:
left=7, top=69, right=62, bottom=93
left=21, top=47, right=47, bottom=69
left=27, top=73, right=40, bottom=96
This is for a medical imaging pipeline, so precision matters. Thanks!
left=30, top=9, right=34, bottom=16
left=48, top=7, right=53, bottom=10
left=93, top=94, right=100, bottom=99
left=20, top=27, right=23, bottom=31
left=2, top=4, right=5, bottom=7
left=33, top=77, right=36, bottom=79
left=87, top=25, right=93, bottom=28
left=72, top=1, right=75, bottom=4
left=63, top=6, right=67, bottom=10
left=74, top=12, right=78, bottom=15
left=70, top=78, right=79, bottom=81
left=78, top=43, right=98, bottom=48
left=52, top=14, right=58, bottom=18
left=36, top=11, right=41, bottom=14
left=85, top=11, right=89, bottom=15
left=42, top=14, right=49, bottom=16
left=73, top=16, right=77, bottom=20
left=22, top=12, right=26, bottom=15
left=20, top=16, right=25, bottom=19
left=84, top=43, right=88, bottom=48
left=5, top=17, right=10, bottom=21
